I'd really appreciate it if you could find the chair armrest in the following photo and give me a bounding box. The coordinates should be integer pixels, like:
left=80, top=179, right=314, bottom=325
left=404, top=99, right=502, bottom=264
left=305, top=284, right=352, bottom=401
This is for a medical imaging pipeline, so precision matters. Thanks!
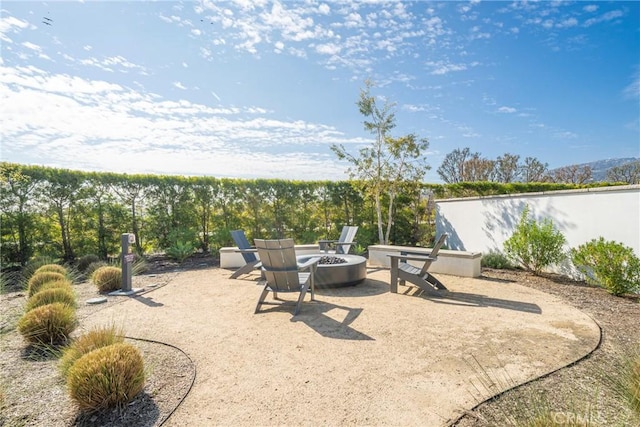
left=332, top=241, right=357, bottom=246
left=234, top=248, right=257, bottom=253
left=387, top=254, right=437, bottom=263
left=297, top=256, right=321, bottom=271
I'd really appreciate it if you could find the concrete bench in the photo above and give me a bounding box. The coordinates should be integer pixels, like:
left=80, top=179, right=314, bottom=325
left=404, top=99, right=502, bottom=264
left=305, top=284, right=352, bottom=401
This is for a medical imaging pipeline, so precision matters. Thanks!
left=220, top=244, right=322, bottom=269
left=368, top=245, right=482, bottom=278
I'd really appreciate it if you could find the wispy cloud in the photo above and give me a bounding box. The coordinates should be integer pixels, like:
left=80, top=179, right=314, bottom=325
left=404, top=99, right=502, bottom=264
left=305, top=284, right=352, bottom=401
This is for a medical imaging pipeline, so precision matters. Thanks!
left=498, top=106, right=517, bottom=113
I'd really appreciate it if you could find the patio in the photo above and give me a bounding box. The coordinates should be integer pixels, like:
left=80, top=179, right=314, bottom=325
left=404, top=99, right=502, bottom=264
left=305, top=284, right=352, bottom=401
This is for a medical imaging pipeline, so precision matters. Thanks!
left=80, top=266, right=600, bottom=426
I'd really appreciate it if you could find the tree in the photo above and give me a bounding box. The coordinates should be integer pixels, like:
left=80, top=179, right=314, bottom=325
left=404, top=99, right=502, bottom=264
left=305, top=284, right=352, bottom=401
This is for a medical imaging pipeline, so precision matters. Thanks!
left=463, top=155, right=496, bottom=182
left=495, top=153, right=520, bottom=183
left=0, top=163, right=40, bottom=265
left=606, top=160, right=640, bottom=184
left=519, top=157, right=548, bottom=182
left=332, top=80, right=430, bottom=245
left=437, top=147, right=475, bottom=183
left=546, top=165, right=592, bottom=184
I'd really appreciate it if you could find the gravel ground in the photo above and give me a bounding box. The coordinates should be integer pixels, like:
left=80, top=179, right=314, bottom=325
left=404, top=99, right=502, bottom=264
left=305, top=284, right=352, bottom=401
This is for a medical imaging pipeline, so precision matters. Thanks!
left=1, top=257, right=637, bottom=427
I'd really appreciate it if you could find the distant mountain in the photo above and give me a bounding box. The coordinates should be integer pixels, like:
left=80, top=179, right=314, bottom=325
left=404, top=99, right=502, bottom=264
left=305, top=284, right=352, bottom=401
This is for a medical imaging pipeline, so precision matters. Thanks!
left=550, top=157, right=640, bottom=182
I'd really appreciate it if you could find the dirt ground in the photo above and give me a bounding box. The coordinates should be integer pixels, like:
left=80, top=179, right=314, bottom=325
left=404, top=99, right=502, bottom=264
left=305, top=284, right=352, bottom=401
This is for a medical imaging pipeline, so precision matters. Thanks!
left=1, top=255, right=637, bottom=426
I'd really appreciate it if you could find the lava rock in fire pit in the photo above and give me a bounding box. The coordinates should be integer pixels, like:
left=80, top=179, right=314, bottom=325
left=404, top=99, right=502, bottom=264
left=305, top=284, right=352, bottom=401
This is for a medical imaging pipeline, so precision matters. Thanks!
left=318, top=256, right=348, bottom=265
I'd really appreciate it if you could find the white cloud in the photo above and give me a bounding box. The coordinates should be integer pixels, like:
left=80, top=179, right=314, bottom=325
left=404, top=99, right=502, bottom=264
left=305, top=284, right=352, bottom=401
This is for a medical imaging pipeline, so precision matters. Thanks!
left=315, top=43, right=341, bottom=55
left=498, top=106, right=517, bottom=113
left=173, top=82, right=187, bottom=90
left=556, top=18, right=578, bottom=28
left=583, top=5, right=599, bottom=13
left=584, top=10, right=624, bottom=27
left=425, top=60, right=467, bottom=75
left=0, top=15, right=28, bottom=43
left=0, top=65, right=361, bottom=180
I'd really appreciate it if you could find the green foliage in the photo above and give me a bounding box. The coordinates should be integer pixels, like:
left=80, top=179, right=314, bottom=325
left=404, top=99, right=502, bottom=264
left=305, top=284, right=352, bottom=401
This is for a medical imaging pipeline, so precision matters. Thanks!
left=66, top=342, right=145, bottom=411
left=33, top=264, right=67, bottom=276
left=571, top=238, right=640, bottom=296
left=504, top=206, right=567, bottom=275
left=481, top=250, right=516, bottom=270
left=76, top=254, right=100, bottom=273
left=25, top=287, right=76, bottom=312
left=165, top=228, right=196, bottom=262
left=92, top=266, right=122, bottom=292
left=27, top=272, right=70, bottom=297
left=59, top=325, right=124, bottom=379
left=17, top=302, right=77, bottom=345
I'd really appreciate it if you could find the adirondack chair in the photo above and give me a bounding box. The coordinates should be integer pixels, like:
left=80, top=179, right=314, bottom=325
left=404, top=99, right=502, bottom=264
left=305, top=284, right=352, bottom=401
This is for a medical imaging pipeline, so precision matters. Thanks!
left=229, top=230, right=261, bottom=279
left=254, top=238, right=320, bottom=316
left=318, top=225, right=358, bottom=255
left=388, top=233, right=449, bottom=295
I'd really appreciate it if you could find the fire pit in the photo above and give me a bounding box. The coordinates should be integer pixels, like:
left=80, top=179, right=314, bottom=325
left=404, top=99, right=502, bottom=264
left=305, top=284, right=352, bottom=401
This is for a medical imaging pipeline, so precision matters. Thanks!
left=297, top=254, right=367, bottom=288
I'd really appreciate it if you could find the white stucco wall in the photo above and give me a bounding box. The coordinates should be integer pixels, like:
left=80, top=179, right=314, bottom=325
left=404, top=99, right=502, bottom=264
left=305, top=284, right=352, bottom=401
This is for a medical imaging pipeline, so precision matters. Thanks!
left=435, top=185, right=640, bottom=260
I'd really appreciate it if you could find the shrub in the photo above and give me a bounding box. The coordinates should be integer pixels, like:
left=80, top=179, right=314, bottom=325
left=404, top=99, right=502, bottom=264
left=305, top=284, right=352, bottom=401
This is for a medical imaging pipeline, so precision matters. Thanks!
left=17, top=302, right=77, bottom=345
left=92, top=266, right=122, bottom=292
left=504, top=205, right=567, bottom=275
left=76, top=255, right=100, bottom=274
left=481, top=250, right=515, bottom=270
left=34, top=264, right=67, bottom=276
left=37, top=280, right=73, bottom=294
left=27, top=272, right=70, bottom=297
left=571, top=238, right=640, bottom=296
left=66, top=342, right=145, bottom=411
left=165, top=241, right=194, bottom=263
left=59, top=325, right=124, bottom=378
left=25, top=287, right=76, bottom=312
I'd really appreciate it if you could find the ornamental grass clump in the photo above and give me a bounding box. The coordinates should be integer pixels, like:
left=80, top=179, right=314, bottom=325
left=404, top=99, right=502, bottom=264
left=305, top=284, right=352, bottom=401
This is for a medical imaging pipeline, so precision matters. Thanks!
left=503, top=205, right=567, bottom=275
left=571, top=237, right=640, bottom=296
left=59, top=325, right=124, bottom=379
left=17, top=302, right=77, bottom=345
left=25, top=287, right=76, bottom=312
left=27, top=272, right=70, bottom=297
left=33, top=264, right=67, bottom=276
left=66, top=342, right=145, bottom=412
left=92, top=266, right=122, bottom=292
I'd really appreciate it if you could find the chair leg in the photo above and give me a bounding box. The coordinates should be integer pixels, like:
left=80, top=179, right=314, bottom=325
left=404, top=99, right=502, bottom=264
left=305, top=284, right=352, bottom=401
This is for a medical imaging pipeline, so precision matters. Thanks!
left=425, top=272, right=447, bottom=290
left=254, top=283, right=270, bottom=313
left=294, top=284, right=309, bottom=316
left=389, top=257, right=399, bottom=293
left=231, top=260, right=259, bottom=279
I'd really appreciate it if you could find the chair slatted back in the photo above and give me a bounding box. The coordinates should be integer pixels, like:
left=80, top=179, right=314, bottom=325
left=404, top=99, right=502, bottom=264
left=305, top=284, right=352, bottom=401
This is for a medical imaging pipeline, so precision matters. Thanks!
left=231, top=230, right=257, bottom=263
left=255, top=239, right=300, bottom=292
left=419, top=233, right=448, bottom=276
left=336, top=226, right=358, bottom=254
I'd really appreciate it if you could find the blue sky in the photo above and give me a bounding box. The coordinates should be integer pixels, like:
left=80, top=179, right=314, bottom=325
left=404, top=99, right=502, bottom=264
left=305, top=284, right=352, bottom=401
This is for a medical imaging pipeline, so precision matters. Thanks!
left=1, top=1, right=638, bottom=182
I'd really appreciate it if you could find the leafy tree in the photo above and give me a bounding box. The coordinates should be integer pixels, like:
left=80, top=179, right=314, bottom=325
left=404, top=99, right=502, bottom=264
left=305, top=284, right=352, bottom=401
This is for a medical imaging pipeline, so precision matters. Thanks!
left=519, top=157, right=548, bottom=182
left=332, top=80, right=430, bottom=244
left=606, top=160, right=640, bottom=184
left=0, top=163, right=40, bottom=265
left=504, top=205, right=567, bottom=274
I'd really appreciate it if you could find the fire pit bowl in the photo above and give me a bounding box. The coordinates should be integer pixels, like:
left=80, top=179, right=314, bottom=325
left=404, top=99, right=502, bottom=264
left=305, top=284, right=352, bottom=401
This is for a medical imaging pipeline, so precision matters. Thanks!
left=296, top=254, right=367, bottom=288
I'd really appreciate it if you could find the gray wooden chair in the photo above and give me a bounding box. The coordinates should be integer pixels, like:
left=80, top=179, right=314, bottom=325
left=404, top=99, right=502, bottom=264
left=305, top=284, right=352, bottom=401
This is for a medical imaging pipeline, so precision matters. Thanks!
left=318, top=225, right=358, bottom=255
left=254, top=238, right=319, bottom=315
left=229, top=230, right=261, bottom=279
left=388, top=233, right=449, bottom=294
